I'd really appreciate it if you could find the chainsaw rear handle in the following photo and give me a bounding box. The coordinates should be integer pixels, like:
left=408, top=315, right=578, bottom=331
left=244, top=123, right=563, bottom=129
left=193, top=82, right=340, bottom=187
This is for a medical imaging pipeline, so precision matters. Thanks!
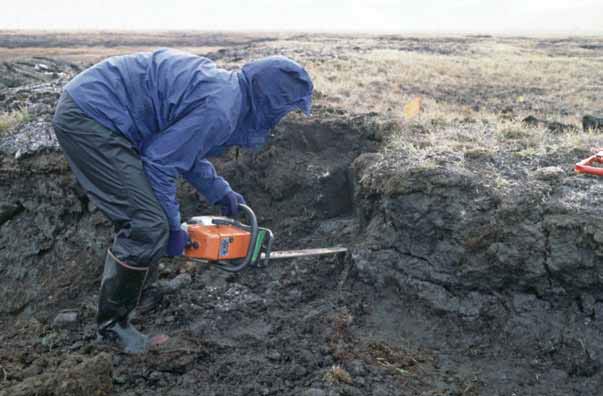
left=576, top=153, right=603, bottom=176
left=212, top=203, right=258, bottom=272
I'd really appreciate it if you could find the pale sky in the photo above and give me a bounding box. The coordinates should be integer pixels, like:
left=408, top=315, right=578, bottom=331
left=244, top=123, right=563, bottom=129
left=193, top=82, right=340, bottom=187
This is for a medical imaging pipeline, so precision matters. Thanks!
left=2, top=0, right=602, bottom=34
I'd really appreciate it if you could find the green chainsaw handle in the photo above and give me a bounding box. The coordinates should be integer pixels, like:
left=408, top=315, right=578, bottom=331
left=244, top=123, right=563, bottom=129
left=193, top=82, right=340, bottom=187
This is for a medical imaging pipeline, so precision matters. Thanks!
left=211, top=203, right=258, bottom=273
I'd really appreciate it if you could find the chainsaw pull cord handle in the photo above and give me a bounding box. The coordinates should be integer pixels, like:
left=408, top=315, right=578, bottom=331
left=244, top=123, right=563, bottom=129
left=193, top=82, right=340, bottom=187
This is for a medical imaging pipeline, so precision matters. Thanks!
left=214, top=203, right=258, bottom=272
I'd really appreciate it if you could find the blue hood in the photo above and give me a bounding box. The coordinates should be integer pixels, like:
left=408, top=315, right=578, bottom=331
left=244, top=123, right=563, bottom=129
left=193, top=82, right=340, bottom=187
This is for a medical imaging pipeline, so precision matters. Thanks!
left=225, top=55, right=313, bottom=150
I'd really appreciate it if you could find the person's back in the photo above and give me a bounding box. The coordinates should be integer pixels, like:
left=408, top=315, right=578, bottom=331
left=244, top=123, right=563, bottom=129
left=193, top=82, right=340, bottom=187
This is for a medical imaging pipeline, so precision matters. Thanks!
left=64, top=48, right=241, bottom=152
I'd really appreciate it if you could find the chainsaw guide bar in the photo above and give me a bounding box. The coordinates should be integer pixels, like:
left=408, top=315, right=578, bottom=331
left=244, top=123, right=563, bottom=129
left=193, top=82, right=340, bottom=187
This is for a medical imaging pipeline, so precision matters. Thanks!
left=260, top=247, right=348, bottom=260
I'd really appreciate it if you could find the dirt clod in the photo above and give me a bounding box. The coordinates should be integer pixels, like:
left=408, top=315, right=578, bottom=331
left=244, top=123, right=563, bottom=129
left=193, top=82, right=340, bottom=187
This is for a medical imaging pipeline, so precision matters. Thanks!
left=583, top=115, right=603, bottom=132
left=0, top=353, right=112, bottom=396
left=51, top=310, right=79, bottom=328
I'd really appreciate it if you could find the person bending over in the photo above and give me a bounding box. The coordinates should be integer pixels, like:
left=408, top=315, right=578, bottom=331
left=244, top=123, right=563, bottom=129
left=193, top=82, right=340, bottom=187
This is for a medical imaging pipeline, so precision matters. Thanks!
left=52, top=48, right=313, bottom=353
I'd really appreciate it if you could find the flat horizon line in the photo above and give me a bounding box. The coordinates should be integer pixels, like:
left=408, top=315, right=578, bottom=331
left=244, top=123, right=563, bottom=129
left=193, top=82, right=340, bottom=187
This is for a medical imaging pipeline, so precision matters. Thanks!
left=1, top=28, right=602, bottom=38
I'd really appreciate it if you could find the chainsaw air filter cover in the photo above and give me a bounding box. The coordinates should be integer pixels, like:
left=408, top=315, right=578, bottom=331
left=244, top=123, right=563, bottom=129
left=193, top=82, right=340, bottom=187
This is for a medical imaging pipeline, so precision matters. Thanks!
left=183, top=216, right=251, bottom=261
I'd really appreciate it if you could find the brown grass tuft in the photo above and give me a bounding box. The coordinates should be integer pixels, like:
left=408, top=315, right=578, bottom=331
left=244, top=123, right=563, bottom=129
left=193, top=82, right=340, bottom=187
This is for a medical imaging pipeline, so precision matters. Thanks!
left=324, top=365, right=353, bottom=384
left=0, top=108, right=31, bottom=135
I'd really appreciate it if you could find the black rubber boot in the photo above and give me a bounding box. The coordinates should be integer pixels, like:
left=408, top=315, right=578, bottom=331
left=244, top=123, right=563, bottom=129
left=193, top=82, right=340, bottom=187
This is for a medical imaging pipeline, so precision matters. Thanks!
left=137, top=261, right=163, bottom=314
left=137, top=286, right=163, bottom=314
left=97, top=249, right=166, bottom=353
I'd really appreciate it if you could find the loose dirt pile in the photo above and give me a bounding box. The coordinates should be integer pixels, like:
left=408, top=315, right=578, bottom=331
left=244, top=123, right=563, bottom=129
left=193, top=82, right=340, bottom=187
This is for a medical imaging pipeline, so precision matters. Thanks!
left=1, top=56, right=603, bottom=396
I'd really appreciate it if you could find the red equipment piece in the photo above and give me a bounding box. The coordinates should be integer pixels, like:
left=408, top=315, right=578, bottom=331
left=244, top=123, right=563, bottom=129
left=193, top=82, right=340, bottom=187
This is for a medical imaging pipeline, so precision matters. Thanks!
left=576, top=151, right=603, bottom=176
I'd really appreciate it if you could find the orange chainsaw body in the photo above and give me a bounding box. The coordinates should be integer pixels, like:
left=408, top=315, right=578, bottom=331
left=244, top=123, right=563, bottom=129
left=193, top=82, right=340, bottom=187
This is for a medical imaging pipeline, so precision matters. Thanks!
left=185, top=223, right=251, bottom=261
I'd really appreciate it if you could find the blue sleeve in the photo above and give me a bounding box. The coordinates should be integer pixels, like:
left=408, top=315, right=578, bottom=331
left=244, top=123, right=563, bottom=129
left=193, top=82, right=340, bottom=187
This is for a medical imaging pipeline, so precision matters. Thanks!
left=141, top=108, right=231, bottom=230
left=181, top=158, right=232, bottom=204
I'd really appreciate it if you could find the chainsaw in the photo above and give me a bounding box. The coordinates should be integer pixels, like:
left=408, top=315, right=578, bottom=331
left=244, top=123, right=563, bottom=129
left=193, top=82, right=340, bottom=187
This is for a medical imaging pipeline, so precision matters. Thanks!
left=181, top=204, right=347, bottom=272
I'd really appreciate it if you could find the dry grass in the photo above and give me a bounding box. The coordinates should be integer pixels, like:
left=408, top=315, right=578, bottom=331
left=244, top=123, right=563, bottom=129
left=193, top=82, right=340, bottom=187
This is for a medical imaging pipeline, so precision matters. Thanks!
left=383, top=115, right=603, bottom=191
left=324, top=365, right=353, bottom=384
left=0, top=108, right=31, bottom=135
left=304, top=47, right=603, bottom=119
left=0, top=46, right=224, bottom=63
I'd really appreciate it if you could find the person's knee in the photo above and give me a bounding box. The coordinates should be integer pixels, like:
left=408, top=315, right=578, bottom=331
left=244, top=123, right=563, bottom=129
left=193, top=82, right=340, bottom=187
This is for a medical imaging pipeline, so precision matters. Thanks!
left=126, top=209, right=168, bottom=249
left=121, top=211, right=169, bottom=264
left=112, top=207, right=170, bottom=265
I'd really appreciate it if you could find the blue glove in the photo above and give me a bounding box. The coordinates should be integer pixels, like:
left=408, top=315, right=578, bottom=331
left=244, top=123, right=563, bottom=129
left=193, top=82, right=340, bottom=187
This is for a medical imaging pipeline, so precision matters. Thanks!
left=166, top=228, right=188, bottom=256
left=218, top=191, right=246, bottom=217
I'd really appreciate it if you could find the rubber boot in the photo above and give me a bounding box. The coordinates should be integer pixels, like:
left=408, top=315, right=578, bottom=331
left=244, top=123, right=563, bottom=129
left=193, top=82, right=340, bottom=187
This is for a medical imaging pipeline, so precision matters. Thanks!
left=137, top=261, right=163, bottom=314
left=97, top=249, right=167, bottom=353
